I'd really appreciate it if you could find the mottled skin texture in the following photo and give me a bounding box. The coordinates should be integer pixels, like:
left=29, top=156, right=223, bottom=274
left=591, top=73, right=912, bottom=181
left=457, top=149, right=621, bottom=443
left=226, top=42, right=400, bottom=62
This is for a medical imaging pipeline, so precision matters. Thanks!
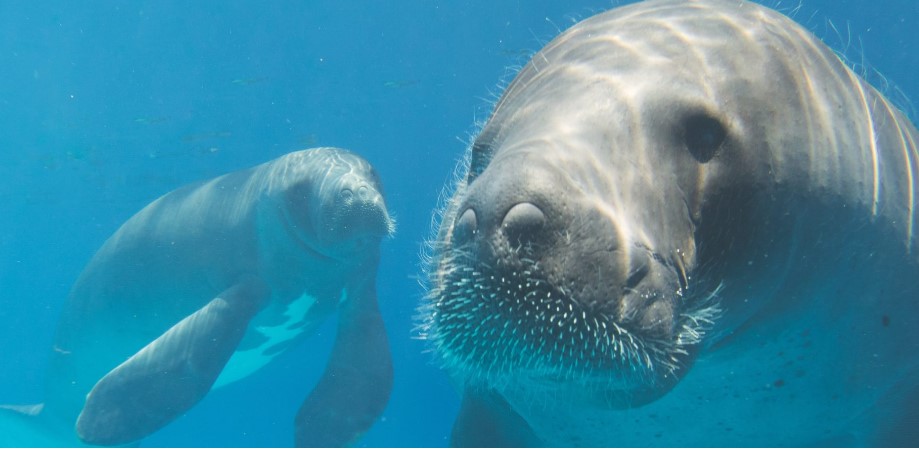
left=4, top=148, right=394, bottom=446
left=422, top=0, right=919, bottom=446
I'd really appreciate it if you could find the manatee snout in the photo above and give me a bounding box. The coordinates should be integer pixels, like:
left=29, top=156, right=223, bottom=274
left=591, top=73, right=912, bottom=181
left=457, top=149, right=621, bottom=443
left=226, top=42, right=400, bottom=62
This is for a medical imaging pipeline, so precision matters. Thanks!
left=330, top=178, right=394, bottom=245
left=337, top=180, right=389, bottom=228
left=446, top=155, right=677, bottom=350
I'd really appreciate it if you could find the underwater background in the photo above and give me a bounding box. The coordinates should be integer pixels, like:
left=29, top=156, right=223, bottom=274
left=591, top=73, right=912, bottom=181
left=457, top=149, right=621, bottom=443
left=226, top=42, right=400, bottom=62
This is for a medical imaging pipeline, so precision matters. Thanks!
left=0, top=0, right=915, bottom=446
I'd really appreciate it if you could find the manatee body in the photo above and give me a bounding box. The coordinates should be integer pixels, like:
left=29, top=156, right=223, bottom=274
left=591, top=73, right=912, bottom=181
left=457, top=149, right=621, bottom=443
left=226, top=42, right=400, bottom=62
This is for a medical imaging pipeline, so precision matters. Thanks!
left=6, top=148, right=394, bottom=446
left=421, top=0, right=919, bottom=446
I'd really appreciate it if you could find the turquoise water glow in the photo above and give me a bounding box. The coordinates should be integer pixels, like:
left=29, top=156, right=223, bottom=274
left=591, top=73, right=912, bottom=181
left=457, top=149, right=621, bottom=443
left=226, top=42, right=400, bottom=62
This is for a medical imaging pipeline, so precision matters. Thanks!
left=0, top=1, right=916, bottom=446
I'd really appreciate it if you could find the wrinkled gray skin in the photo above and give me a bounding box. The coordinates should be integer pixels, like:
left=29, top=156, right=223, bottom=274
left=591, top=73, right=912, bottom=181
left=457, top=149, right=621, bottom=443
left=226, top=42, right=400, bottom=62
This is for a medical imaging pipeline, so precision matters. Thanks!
left=422, top=0, right=919, bottom=446
left=4, top=148, right=394, bottom=447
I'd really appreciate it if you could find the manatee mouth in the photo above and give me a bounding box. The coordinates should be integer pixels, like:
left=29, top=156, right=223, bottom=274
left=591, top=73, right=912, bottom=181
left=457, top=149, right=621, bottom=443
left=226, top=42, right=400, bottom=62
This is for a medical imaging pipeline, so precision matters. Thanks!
left=423, top=244, right=721, bottom=404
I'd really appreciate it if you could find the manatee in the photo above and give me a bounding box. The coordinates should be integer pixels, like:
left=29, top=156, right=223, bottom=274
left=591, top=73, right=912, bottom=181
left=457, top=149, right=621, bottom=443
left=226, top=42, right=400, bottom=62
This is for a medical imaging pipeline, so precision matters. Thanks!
left=2, top=147, right=395, bottom=447
left=420, top=0, right=919, bottom=446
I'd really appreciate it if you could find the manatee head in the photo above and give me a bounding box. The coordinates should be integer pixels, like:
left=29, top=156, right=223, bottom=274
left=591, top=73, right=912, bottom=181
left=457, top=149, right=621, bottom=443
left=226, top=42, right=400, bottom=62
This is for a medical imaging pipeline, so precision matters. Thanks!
left=417, top=0, right=846, bottom=407
left=271, top=148, right=395, bottom=261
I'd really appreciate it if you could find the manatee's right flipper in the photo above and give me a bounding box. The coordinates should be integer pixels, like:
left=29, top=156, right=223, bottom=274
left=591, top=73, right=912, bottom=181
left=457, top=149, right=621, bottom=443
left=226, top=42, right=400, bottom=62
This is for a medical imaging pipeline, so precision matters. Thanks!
left=76, top=278, right=269, bottom=446
left=294, top=275, right=393, bottom=447
left=451, top=388, right=543, bottom=448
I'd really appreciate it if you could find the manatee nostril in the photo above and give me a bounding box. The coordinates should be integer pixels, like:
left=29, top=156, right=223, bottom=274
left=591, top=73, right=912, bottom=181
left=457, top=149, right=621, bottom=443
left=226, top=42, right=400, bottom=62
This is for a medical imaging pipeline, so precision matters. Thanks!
left=453, top=208, right=478, bottom=244
left=624, top=263, right=650, bottom=291
left=358, top=185, right=370, bottom=200
left=623, top=248, right=653, bottom=292
left=340, top=188, right=354, bottom=203
left=502, top=202, right=546, bottom=246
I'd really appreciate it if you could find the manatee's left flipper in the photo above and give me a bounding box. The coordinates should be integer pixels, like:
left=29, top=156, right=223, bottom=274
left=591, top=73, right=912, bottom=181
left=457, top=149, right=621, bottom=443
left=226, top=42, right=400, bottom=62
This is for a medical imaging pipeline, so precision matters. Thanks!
left=294, top=275, right=393, bottom=447
left=76, top=277, right=270, bottom=446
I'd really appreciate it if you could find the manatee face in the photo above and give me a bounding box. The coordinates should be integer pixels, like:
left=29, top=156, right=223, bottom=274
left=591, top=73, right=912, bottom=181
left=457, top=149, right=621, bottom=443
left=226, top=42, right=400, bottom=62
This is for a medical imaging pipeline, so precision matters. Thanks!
left=421, top=1, right=815, bottom=407
left=280, top=149, right=394, bottom=260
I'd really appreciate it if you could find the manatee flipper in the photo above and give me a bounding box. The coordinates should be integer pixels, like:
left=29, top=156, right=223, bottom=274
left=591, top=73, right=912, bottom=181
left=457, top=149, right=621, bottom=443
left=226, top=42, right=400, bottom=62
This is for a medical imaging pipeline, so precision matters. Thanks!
left=294, top=275, right=393, bottom=447
left=76, top=278, right=270, bottom=446
left=451, top=388, right=542, bottom=448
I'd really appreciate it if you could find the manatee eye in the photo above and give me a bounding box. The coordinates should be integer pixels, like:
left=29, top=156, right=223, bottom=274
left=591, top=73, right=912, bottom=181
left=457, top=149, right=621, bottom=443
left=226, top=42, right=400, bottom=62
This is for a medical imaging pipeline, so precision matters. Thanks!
left=466, top=140, right=492, bottom=182
left=684, top=114, right=726, bottom=163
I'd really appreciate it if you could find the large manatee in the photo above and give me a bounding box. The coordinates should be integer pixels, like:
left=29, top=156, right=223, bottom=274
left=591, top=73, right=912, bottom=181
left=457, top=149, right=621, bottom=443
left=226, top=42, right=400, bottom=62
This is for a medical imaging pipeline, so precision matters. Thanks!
left=421, top=0, right=919, bottom=446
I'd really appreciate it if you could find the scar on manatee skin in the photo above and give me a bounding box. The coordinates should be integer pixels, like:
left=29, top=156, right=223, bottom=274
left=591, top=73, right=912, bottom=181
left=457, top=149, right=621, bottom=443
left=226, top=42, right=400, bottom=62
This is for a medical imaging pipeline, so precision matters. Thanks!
left=881, top=315, right=890, bottom=327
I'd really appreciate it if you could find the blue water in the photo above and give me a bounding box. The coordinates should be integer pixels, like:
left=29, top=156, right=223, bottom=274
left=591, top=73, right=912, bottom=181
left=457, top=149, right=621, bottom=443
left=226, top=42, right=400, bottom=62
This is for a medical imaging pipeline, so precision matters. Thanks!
left=0, top=1, right=915, bottom=447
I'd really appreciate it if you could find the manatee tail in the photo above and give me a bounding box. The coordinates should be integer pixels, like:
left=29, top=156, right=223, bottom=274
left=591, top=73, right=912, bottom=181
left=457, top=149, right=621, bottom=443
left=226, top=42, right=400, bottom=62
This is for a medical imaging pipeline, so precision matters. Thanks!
left=0, top=404, right=88, bottom=447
